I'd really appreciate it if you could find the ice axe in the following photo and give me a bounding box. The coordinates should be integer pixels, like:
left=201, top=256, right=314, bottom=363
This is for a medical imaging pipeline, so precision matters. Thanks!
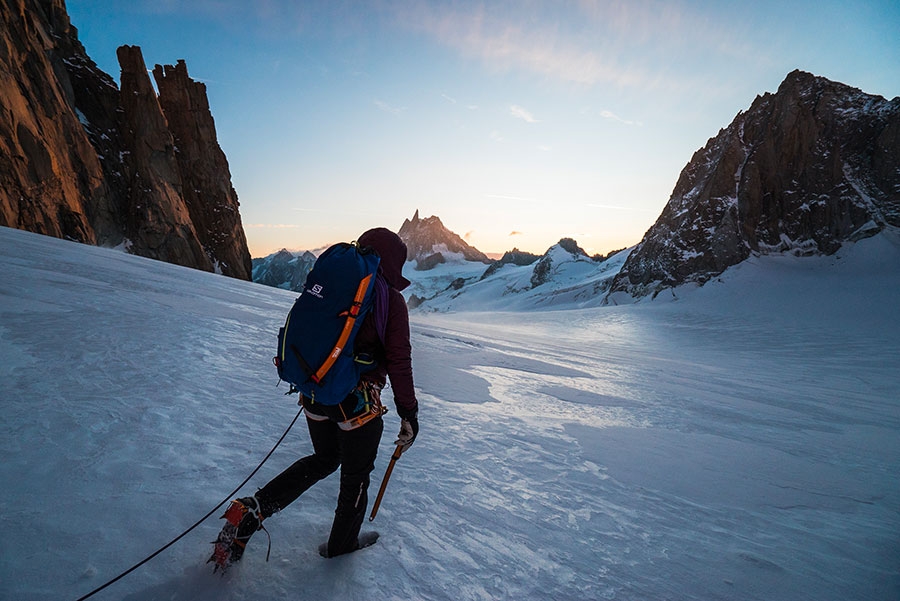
left=369, top=444, right=404, bottom=521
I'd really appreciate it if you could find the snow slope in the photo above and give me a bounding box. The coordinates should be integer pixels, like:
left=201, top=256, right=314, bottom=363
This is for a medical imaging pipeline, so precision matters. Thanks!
left=1, top=225, right=899, bottom=600
left=407, top=245, right=632, bottom=312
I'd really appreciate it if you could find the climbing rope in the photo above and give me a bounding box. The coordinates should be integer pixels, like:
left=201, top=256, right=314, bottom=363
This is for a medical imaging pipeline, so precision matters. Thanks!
left=74, top=407, right=304, bottom=601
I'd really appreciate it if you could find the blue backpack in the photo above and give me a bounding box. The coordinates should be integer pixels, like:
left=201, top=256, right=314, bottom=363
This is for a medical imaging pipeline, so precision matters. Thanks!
left=274, top=242, right=381, bottom=405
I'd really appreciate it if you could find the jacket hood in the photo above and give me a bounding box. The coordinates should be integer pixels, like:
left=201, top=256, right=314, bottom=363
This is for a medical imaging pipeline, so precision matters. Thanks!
left=358, top=227, right=411, bottom=291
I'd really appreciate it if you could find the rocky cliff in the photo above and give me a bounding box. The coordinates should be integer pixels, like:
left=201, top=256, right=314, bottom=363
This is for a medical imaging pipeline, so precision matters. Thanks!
left=0, top=0, right=105, bottom=244
left=608, top=70, right=900, bottom=299
left=153, top=59, right=251, bottom=277
left=529, top=238, right=594, bottom=288
left=0, top=0, right=251, bottom=279
left=115, top=45, right=213, bottom=272
left=480, top=247, right=541, bottom=280
left=398, top=210, right=491, bottom=268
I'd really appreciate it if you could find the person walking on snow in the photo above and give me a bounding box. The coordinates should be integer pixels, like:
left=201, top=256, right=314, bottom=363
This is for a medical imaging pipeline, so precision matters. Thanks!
left=213, top=227, right=419, bottom=565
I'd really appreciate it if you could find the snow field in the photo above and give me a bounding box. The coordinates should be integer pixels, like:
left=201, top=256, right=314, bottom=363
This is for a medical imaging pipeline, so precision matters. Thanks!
left=1, top=225, right=898, bottom=600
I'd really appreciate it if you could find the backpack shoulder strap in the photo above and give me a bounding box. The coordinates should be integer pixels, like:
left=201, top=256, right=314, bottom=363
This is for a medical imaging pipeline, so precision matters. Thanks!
left=309, top=271, right=375, bottom=383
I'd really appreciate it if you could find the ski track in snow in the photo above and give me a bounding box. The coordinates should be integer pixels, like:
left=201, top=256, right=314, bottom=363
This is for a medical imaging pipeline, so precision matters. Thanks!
left=1, top=225, right=899, bottom=601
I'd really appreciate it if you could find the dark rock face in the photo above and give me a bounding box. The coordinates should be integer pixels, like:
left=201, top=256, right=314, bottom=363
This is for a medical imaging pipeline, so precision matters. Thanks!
left=398, top=210, right=491, bottom=265
left=153, top=60, right=251, bottom=279
left=0, top=0, right=251, bottom=279
left=415, top=252, right=445, bottom=271
left=480, top=247, right=541, bottom=279
left=530, top=256, right=552, bottom=288
left=116, top=45, right=211, bottom=271
left=609, top=70, right=900, bottom=298
left=530, top=238, right=595, bottom=288
left=0, top=0, right=104, bottom=244
left=60, top=28, right=128, bottom=247
left=557, top=237, right=590, bottom=257
left=406, top=294, right=426, bottom=310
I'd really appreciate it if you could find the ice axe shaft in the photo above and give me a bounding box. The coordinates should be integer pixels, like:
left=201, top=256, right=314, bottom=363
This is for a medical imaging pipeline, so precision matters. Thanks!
left=369, top=445, right=403, bottom=521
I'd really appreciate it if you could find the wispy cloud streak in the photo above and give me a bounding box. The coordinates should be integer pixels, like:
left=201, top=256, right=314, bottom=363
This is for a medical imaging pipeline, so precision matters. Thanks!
left=391, top=1, right=655, bottom=88
left=509, top=105, right=538, bottom=123
left=387, top=0, right=759, bottom=94
left=374, top=99, right=406, bottom=115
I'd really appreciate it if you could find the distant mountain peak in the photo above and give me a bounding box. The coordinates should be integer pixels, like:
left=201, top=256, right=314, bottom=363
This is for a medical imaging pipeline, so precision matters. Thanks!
left=555, top=237, right=590, bottom=258
left=251, top=248, right=317, bottom=291
left=530, top=238, right=597, bottom=287
left=398, top=210, right=491, bottom=267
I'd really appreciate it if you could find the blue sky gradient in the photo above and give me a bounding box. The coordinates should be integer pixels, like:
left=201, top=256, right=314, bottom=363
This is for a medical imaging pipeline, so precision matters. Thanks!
left=66, top=0, right=900, bottom=258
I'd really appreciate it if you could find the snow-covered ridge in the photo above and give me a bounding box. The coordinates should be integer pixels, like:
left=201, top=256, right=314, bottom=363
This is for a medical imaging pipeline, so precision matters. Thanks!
left=251, top=248, right=317, bottom=291
left=406, top=241, right=632, bottom=311
left=253, top=222, right=900, bottom=314
left=251, top=234, right=629, bottom=311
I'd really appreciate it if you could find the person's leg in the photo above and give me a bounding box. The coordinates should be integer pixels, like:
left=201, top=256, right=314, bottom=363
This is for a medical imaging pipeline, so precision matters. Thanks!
left=322, top=416, right=384, bottom=556
left=212, top=414, right=348, bottom=568
left=255, top=416, right=342, bottom=516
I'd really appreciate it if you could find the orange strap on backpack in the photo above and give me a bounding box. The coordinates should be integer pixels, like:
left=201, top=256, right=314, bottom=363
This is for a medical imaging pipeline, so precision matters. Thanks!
left=310, top=273, right=374, bottom=383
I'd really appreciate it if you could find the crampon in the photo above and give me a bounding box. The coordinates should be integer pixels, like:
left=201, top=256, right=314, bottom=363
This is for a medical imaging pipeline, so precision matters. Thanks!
left=208, top=497, right=268, bottom=574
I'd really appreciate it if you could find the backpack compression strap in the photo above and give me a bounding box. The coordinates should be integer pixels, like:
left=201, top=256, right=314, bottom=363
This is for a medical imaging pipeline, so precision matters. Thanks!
left=310, top=273, right=374, bottom=384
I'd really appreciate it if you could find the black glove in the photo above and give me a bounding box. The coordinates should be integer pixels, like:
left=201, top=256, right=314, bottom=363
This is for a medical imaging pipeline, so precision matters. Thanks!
left=395, top=415, right=418, bottom=452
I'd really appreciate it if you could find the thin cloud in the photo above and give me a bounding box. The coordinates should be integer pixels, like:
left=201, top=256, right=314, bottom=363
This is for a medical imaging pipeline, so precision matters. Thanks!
left=510, top=104, right=538, bottom=123
left=374, top=99, right=405, bottom=115
left=394, top=2, right=654, bottom=88
left=442, top=94, right=479, bottom=111
left=244, top=223, right=301, bottom=228
left=389, top=1, right=752, bottom=93
left=599, top=109, right=642, bottom=126
left=509, top=230, right=524, bottom=236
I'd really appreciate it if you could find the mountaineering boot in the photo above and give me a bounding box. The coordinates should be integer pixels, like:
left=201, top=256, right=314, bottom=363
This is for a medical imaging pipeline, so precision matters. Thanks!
left=318, top=531, right=380, bottom=558
left=209, top=496, right=265, bottom=573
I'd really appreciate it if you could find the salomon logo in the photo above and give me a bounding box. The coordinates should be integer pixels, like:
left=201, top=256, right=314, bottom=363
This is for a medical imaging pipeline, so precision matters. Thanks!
left=309, top=284, right=324, bottom=298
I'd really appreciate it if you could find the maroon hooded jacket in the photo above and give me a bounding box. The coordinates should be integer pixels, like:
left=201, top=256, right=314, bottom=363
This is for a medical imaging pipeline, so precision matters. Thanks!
left=355, top=228, right=418, bottom=420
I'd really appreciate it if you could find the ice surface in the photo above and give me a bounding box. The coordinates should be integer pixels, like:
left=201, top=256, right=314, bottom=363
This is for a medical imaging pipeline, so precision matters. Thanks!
left=1, top=225, right=898, bottom=600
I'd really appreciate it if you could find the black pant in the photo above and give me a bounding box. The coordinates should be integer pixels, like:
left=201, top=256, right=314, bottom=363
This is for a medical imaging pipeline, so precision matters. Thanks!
left=256, top=410, right=384, bottom=556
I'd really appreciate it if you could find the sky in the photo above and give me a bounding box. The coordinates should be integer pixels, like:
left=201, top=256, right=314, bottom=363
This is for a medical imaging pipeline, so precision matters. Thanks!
left=65, top=0, right=900, bottom=259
